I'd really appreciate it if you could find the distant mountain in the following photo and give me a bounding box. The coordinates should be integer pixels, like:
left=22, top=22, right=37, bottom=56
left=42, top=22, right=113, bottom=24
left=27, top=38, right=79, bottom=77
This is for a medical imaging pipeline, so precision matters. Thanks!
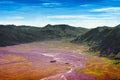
left=73, top=24, right=120, bottom=59
left=0, top=24, right=88, bottom=46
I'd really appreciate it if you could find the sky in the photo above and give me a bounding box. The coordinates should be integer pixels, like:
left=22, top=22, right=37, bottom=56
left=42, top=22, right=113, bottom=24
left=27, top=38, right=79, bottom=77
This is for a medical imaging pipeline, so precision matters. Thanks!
left=0, top=0, right=120, bottom=28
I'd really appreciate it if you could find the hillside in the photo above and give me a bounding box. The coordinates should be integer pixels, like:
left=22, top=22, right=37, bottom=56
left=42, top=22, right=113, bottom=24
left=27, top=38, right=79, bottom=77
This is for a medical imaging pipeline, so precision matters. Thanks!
left=99, top=24, right=120, bottom=59
left=43, top=24, right=88, bottom=38
left=0, top=24, right=88, bottom=46
left=73, top=26, right=112, bottom=45
left=73, top=24, right=120, bottom=59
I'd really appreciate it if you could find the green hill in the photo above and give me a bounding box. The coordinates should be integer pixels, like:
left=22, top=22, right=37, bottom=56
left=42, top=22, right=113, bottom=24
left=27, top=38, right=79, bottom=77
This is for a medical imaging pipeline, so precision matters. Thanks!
left=99, top=24, right=120, bottom=59
left=0, top=24, right=88, bottom=46
left=73, top=24, right=120, bottom=59
left=43, top=24, right=88, bottom=38
left=73, top=26, right=112, bottom=45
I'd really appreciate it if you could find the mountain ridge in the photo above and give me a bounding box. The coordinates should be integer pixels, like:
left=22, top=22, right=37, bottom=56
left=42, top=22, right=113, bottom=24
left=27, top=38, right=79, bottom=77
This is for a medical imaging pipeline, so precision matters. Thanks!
left=0, top=24, right=88, bottom=46
left=73, top=24, right=120, bottom=60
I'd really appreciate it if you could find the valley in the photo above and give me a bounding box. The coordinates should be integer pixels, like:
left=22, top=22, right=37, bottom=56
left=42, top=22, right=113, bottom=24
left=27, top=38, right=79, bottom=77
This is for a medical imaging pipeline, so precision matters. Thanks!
left=0, top=41, right=119, bottom=80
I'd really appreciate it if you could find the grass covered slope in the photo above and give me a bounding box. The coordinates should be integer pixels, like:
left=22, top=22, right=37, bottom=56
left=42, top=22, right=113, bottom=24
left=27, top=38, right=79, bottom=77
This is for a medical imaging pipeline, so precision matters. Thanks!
left=43, top=24, right=88, bottom=38
left=73, top=26, right=112, bottom=46
left=99, top=25, right=120, bottom=59
left=0, top=25, right=42, bottom=46
left=0, top=24, right=88, bottom=46
left=73, top=24, right=120, bottom=60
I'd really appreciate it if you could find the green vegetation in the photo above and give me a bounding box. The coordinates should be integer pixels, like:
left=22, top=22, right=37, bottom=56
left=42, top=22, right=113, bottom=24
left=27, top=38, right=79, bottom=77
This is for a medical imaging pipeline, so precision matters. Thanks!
left=1, top=23, right=120, bottom=60
left=73, top=26, right=112, bottom=46
left=86, top=51, right=100, bottom=56
left=99, top=25, right=120, bottom=58
left=111, top=59, right=120, bottom=67
left=0, top=24, right=88, bottom=46
left=73, top=24, right=120, bottom=60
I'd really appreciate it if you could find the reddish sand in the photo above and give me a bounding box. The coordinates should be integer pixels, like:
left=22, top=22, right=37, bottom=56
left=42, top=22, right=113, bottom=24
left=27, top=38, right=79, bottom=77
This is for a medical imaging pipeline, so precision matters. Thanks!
left=0, top=41, right=120, bottom=80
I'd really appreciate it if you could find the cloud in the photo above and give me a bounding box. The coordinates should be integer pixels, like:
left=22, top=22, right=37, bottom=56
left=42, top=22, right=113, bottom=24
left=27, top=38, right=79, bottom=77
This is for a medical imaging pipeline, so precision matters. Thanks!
left=0, top=0, right=103, bottom=7
left=46, top=15, right=87, bottom=19
left=80, top=4, right=93, bottom=7
left=73, top=19, right=119, bottom=28
left=46, top=15, right=115, bottom=20
left=42, top=2, right=61, bottom=6
left=7, top=16, right=24, bottom=20
left=0, top=14, right=119, bottom=28
left=0, top=1, right=15, bottom=4
left=92, top=7, right=120, bottom=12
left=0, top=0, right=119, bottom=28
left=45, top=14, right=120, bottom=28
left=0, top=0, right=44, bottom=4
left=111, top=0, right=120, bottom=1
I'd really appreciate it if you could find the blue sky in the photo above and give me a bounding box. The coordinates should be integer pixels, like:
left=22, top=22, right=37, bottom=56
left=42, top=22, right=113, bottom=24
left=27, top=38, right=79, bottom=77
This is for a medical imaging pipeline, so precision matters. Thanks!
left=0, top=0, right=120, bottom=28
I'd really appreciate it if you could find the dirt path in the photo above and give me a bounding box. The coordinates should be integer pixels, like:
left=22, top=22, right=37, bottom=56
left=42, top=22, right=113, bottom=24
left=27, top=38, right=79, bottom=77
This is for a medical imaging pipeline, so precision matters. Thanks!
left=0, top=41, right=120, bottom=80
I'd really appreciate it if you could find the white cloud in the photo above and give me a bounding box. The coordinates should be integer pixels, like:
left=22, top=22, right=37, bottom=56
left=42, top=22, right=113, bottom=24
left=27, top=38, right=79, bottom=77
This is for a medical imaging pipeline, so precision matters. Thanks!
left=92, top=7, right=120, bottom=12
left=0, top=14, right=119, bottom=28
left=46, top=15, right=115, bottom=20
left=46, top=15, right=88, bottom=19
left=80, top=4, right=92, bottom=7
left=42, top=2, right=61, bottom=6
left=7, top=16, right=24, bottom=20
left=42, top=14, right=120, bottom=28
left=0, top=16, right=119, bottom=28
left=74, top=19, right=119, bottom=28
